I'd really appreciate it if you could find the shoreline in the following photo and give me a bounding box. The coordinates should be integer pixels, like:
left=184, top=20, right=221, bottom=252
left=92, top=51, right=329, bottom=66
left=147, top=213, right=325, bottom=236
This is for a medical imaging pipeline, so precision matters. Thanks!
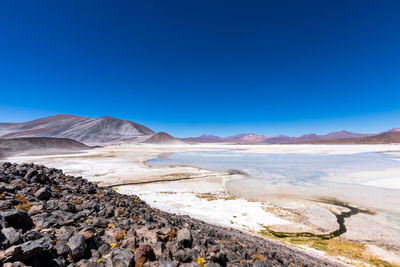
left=4, top=143, right=400, bottom=266
left=0, top=161, right=345, bottom=266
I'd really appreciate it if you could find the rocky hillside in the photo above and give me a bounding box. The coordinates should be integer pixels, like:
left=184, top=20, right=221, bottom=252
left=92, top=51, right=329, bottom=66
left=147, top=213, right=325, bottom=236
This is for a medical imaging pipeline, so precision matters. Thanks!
left=0, top=162, right=342, bottom=267
left=0, top=115, right=154, bottom=146
left=0, top=137, right=91, bottom=159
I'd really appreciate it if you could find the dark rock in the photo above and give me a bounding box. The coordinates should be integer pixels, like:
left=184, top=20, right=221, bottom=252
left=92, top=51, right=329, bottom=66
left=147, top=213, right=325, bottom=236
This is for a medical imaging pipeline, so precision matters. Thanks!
left=0, top=210, right=33, bottom=229
left=20, top=237, right=53, bottom=261
left=4, top=184, right=16, bottom=193
left=55, top=241, right=71, bottom=256
left=98, top=243, right=110, bottom=256
left=52, top=257, right=67, bottom=267
left=0, top=200, right=12, bottom=211
left=92, top=218, right=107, bottom=228
left=0, top=245, right=22, bottom=262
left=24, top=169, right=37, bottom=180
left=67, top=234, right=86, bottom=261
left=177, top=229, right=193, bottom=248
left=173, top=249, right=195, bottom=263
left=112, top=248, right=134, bottom=267
left=253, top=260, right=272, bottom=267
left=34, top=187, right=51, bottom=200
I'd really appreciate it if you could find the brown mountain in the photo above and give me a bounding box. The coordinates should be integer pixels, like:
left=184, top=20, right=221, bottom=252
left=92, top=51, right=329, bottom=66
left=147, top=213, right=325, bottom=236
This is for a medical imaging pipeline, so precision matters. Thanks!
left=0, top=114, right=154, bottom=145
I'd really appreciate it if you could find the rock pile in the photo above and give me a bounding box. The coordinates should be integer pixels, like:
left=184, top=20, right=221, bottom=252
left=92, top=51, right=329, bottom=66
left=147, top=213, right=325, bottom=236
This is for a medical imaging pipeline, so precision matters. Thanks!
left=0, top=162, right=342, bottom=267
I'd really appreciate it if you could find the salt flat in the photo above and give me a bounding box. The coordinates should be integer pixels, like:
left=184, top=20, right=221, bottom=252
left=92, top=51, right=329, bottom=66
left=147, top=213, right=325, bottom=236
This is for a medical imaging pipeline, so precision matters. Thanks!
left=6, top=143, right=400, bottom=265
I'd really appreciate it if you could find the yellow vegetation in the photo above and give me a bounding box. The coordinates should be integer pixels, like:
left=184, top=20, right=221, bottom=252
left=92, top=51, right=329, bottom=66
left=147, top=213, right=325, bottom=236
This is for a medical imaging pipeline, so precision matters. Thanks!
left=195, top=192, right=237, bottom=201
left=113, top=230, right=126, bottom=242
left=196, top=255, right=205, bottom=267
left=14, top=203, right=31, bottom=211
left=15, top=193, right=28, bottom=203
left=109, top=243, right=117, bottom=248
left=135, top=257, right=145, bottom=267
left=107, top=223, right=115, bottom=228
left=168, top=228, right=176, bottom=242
left=258, top=228, right=400, bottom=267
left=252, top=254, right=266, bottom=261
left=71, top=199, right=83, bottom=205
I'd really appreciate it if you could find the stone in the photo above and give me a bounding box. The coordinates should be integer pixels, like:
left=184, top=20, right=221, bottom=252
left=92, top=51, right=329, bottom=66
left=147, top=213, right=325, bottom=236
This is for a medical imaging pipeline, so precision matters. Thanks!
left=98, top=243, right=110, bottom=255
left=177, top=229, right=193, bottom=248
left=181, top=263, right=200, bottom=267
left=24, top=169, right=37, bottom=180
left=253, top=260, right=272, bottom=267
left=210, top=252, right=227, bottom=266
left=159, top=261, right=174, bottom=267
left=121, top=236, right=136, bottom=249
left=67, top=234, right=86, bottom=261
left=3, top=261, right=28, bottom=267
left=112, top=248, right=134, bottom=267
left=0, top=210, right=33, bottom=229
left=2, top=227, right=22, bottom=246
left=152, top=242, right=166, bottom=258
left=20, top=237, right=53, bottom=261
left=92, top=217, right=107, bottom=228
left=173, top=249, right=195, bottom=263
left=134, top=244, right=155, bottom=264
left=0, top=245, right=22, bottom=262
left=55, top=241, right=71, bottom=256
left=34, top=187, right=51, bottom=200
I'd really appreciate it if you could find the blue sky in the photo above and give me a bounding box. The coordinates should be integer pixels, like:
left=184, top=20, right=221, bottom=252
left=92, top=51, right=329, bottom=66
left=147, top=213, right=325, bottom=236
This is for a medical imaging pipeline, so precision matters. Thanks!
left=1, top=1, right=400, bottom=137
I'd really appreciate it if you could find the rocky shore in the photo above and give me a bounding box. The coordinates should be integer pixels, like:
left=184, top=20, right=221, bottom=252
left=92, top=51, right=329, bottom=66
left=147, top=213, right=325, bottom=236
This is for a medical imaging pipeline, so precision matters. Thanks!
left=0, top=162, right=342, bottom=267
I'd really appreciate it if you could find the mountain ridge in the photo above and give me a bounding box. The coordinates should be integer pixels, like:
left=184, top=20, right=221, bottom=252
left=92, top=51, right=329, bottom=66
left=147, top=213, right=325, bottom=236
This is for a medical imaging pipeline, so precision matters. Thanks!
left=181, top=131, right=374, bottom=144
left=0, top=114, right=155, bottom=145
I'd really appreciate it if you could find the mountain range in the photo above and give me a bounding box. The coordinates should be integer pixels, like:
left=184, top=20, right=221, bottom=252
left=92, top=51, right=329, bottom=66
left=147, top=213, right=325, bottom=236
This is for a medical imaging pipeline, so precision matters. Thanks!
left=1, top=114, right=400, bottom=146
left=182, top=131, right=374, bottom=144
left=0, top=114, right=180, bottom=146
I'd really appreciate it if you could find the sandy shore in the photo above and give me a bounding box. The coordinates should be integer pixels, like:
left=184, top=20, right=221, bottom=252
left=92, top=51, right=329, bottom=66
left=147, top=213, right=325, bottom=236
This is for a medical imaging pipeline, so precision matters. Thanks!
left=5, top=143, right=400, bottom=266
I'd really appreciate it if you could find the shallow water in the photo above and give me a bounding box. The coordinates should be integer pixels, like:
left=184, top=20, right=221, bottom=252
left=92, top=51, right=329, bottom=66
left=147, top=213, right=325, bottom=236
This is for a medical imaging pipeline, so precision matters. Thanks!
left=148, top=150, right=400, bottom=214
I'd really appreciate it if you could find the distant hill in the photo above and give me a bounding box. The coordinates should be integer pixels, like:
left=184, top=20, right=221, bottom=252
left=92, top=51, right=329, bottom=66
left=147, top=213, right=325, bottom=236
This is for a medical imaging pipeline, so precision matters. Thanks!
left=182, top=134, right=225, bottom=143
left=0, top=114, right=155, bottom=145
left=0, top=137, right=90, bottom=158
left=182, top=131, right=372, bottom=144
left=142, top=132, right=183, bottom=144
left=309, top=131, right=400, bottom=144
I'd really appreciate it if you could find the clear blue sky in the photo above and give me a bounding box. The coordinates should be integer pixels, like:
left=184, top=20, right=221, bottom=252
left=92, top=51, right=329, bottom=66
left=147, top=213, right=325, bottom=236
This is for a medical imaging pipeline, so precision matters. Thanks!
left=1, top=1, right=400, bottom=137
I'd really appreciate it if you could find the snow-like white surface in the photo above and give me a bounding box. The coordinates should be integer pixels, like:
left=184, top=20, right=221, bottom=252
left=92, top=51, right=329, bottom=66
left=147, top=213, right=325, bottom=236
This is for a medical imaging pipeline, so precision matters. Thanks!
left=117, top=180, right=290, bottom=231
left=5, top=143, right=400, bottom=258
